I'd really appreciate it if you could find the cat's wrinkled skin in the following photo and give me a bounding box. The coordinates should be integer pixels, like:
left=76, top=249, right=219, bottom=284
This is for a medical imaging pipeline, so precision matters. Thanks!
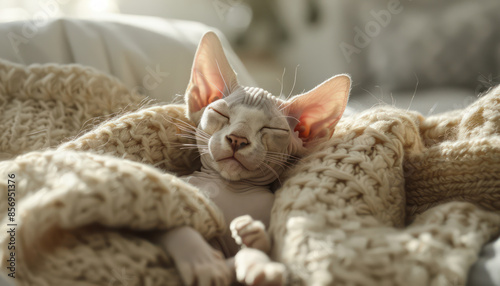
left=157, top=31, right=351, bottom=286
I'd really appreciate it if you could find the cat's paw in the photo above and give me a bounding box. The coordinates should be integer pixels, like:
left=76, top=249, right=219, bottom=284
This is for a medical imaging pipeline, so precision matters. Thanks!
left=175, top=250, right=231, bottom=286
left=160, top=226, right=232, bottom=286
left=230, top=215, right=271, bottom=253
left=235, top=248, right=286, bottom=286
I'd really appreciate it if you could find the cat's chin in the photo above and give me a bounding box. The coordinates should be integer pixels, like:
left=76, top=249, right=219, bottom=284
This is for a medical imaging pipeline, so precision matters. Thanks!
left=217, top=158, right=248, bottom=181
left=219, top=171, right=242, bottom=181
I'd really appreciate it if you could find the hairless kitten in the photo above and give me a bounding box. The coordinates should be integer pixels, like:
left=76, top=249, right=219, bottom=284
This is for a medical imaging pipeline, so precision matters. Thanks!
left=154, top=32, right=351, bottom=286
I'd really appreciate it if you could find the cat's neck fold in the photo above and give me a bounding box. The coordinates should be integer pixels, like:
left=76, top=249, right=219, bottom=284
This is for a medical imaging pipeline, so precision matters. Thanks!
left=186, top=166, right=277, bottom=191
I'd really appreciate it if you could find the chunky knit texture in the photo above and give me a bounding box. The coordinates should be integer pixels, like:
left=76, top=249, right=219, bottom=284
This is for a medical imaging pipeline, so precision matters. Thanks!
left=0, top=59, right=149, bottom=161
left=270, top=92, right=500, bottom=285
left=0, top=59, right=499, bottom=285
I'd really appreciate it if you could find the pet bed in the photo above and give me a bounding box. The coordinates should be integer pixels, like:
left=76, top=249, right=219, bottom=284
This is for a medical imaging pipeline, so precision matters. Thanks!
left=0, top=58, right=499, bottom=285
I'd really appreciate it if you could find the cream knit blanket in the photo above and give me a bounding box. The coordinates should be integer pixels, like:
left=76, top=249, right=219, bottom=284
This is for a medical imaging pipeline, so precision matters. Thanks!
left=0, top=59, right=499, bottom=286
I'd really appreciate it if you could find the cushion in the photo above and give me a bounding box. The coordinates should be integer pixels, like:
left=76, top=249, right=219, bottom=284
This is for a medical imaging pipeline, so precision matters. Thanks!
left=0, top=15, right=255, bottom=102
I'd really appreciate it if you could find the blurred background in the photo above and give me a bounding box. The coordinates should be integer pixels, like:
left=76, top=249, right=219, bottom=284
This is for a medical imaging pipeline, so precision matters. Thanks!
left=1, top=0, right=500, bottom=114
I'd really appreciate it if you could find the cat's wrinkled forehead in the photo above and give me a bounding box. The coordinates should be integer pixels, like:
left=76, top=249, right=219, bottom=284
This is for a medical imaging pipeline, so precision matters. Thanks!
left=224, top=86, right=281, bottom=114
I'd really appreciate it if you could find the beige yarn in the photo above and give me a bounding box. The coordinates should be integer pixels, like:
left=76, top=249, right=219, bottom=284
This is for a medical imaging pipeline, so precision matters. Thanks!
left=58, top=104, right=201, bottom=176
left=0, top=59, right=499, bottom=285
left=0, top=150, right=225, bottom=286
left=270, top=91, right=500, bottom=285
left=0, top=59, right=146, bottom=160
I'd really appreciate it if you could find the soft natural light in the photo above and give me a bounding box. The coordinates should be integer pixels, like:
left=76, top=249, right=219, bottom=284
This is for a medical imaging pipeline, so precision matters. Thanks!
left=226, top=3, right=252, bottom=30
left=89, top=0, right=110, bottom=13
left=0, top=8, right=30, bottom=22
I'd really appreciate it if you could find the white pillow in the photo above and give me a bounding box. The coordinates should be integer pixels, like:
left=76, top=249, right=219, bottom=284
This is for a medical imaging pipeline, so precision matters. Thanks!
left=0, top=15, right=255, bottom=102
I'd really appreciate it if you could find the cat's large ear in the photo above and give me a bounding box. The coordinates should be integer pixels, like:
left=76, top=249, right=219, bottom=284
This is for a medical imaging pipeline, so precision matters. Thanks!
left=185, top=31, right=238, bottom=124
left=285, top=74, right=351, bottom=144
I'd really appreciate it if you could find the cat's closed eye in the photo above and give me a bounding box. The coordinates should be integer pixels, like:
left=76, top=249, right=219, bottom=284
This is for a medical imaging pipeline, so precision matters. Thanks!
left=209, top=107, right=229, bottom=120
left=261, top=127, right=289, bottom=133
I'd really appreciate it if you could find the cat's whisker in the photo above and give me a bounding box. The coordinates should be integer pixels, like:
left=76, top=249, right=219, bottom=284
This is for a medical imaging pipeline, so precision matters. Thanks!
left=265, top=151, right=301, bottom=161
left=171, top=122, right=204, bottom=137
left=193, top=153, right=203, bottom=161
left=278, top=95, right=302, bottom=112
left=257, top=164, right=272, bottom=181
left=265, top=154, right=292, bottom=162
left=178, top=134, right=209, bottom=143
left=180, top=143, right=207, bottom=147
left=360, top=87, right=388, bottom=109
left=264, top=153, right=290, bottom=161
left=169, top=142, right=199, bottom=148
left=286, top=64, right=300, bottom=100
left=179, top=122, right=211, bottom=140
left=158, top=114, right=190, bottom=127
left=278, top=67, right=286, bottom=97
left=276, top=95, right=289, bottom=111
left=180, top=147, right=200, bottom=151
left=407, top=72, right=419, bottom=112
left=158, top=114, right=207, bottom=139
left=192, top=149, right=210, bottom=161
left=264, top=160, right=288, bottom=170
left=264, top=158, right=293, bottom=169
left=215, top=59, right=229, bottom=97
left=260, top=162, right=282, bottom=186
left=179, top=145, right=208, bottom=150
left=173, top=122, right=197, bottom=133
left=275, top=65, right=299, bottom=112
left=264, top=152, right=287, bottom=157
left=167, top=120, right=211, bottom=142
left=263, top=153, right=295, bottom=169
left=177, top=135, right=207, bottom=143
left=197, top=131, right=211, bottom=141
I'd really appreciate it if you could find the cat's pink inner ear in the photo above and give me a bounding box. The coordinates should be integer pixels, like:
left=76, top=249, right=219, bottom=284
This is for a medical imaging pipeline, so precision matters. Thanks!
left=287, top=74, right=351, bottom=142
left=186, top=32, right=238, bottom=114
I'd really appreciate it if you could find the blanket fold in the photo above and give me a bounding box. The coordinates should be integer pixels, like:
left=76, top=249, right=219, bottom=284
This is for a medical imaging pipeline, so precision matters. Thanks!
left=1, top=59, right=499, bottom=285
left=0, top=150, right=225, bottom=285
left=270, top=86, right=500, bottom=285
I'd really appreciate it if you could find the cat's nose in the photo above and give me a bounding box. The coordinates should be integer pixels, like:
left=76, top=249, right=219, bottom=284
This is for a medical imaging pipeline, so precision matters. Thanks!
left=226, top=134, right=250, bottom=151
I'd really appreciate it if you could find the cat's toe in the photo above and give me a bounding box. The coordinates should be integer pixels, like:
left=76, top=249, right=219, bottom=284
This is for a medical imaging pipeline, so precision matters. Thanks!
left=230, top=215, right=270, bottom=252
left=244, top=262, right=285, bottom=286
left=235, top=248, right=285, bottom=286
left=230, top=215, right=254, bottom=243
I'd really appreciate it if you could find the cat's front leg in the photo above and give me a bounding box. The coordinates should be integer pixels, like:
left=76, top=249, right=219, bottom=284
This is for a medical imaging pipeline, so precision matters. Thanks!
left=230, top=215, right=286, bottom=286
left=155, top=226, right=232, bottom=286
left=230, top=215, right=271, bottom=253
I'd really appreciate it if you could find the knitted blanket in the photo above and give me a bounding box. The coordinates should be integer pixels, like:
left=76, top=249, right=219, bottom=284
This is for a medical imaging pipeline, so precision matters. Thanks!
left=0, top=59, right=499, bottom=286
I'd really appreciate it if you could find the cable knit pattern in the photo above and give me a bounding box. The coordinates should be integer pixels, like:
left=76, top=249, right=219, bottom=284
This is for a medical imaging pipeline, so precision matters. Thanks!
left=58, top=104, right=202, bottom=175
left=0, top=58, right=146, bottom=160
left=0, top=59, right=499, bottom=285
left=0, top=151, right=225, bottom=285
left=270, top=86, right=500, bottom=285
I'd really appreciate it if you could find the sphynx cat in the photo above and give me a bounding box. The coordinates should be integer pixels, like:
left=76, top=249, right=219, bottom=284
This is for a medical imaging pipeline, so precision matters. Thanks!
left=155, top=31, right=351, bottom=286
